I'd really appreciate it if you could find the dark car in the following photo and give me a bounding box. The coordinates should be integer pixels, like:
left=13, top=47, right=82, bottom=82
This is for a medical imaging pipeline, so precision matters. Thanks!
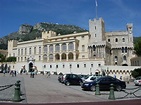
left=58, top=74, right=64, bottom=83
left=81, top=76, right=126, bottom=91
left=63, top=74, right=83, bottom=86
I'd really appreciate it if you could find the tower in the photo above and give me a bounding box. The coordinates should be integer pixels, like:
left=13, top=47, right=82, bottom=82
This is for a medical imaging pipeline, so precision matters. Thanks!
left=127, top=23, right=133, bottom=43
left=89, top=18, right=106, bottom=43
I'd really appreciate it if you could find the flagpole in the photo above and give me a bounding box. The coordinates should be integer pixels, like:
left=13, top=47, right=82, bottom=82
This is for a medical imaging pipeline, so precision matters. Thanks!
left=95, top=0, right=98, bottom=19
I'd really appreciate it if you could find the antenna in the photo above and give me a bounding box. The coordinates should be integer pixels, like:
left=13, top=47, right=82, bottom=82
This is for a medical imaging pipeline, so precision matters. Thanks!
left=95, top=0, right=98, bottom=19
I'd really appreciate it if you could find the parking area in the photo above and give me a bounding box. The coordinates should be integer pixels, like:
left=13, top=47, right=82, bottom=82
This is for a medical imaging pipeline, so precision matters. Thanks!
left=0, top=74, right=141, bottom=104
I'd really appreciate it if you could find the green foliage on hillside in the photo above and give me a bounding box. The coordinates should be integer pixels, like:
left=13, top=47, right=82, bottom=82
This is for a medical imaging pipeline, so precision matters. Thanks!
left=131, top=68, right=141, bottom=78
left=134, top=37, right=141, bottom=56
left=0, top=23, right=87, bottom=50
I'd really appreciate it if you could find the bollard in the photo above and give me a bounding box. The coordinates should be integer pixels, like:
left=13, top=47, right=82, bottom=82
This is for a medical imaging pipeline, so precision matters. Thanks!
left=17, top=80, right=22, bottom=95
left=95, top=83, right=100, bottom=95
left=13, top=81, right=21, bottom=102
left=108, top=84, right=115, bottom=100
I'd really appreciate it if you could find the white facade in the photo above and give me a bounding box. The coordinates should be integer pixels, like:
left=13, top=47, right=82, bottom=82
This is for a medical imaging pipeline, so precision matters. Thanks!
left=7, top=17, right=136, bottom=76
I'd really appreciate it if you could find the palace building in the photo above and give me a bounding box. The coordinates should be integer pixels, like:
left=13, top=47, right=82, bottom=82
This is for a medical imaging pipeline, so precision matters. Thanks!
left=7, top=17, right=134, bottom=75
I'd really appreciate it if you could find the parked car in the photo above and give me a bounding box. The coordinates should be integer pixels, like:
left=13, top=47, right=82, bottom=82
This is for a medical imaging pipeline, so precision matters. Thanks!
left=81, top=76, right=126, bottom=91
left=58, top=74, right=64, bottom=83
left=84, top=75, right=102, bottom=83
left=78, top=74, right=89, bottom=82
left=134, top=76, right=141, bottom=86
left=63, top=74, right=83, bottom=86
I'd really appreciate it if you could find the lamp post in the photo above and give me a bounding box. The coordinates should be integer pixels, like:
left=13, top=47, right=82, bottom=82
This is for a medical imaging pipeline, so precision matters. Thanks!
left=70, top=64, right=72, bottom=73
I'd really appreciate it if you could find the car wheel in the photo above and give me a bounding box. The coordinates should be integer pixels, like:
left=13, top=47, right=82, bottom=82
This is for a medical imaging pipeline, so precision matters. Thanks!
left=116, top=85, right=122, bottom=91
left=65, top=81, right=70, bottom=86
left=90, top=86, right=96, bottom=91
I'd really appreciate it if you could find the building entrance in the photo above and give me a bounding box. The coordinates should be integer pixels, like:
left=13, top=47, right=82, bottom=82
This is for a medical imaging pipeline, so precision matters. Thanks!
left=29, top=62, right=33, bottom=72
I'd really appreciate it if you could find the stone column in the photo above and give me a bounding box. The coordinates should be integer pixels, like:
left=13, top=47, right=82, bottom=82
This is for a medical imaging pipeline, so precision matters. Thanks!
left=73, top=53, right=76, bottom=61
left=47, top=45, right=49, bottom=62
left=66, top=43, right=69, bottom=52
left=66, top=53, right=68, bottom=61
left=60, top=53, right=62, bottom=61
left=73, top=42, right=76, bottom=51
left=59, top=43, right=62, bottom=53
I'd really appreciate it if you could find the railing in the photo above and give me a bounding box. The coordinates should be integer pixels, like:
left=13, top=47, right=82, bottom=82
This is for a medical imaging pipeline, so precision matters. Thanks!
left=0, top=80, right=22, bottom=102
left=116, top=86, right=141, bottom=99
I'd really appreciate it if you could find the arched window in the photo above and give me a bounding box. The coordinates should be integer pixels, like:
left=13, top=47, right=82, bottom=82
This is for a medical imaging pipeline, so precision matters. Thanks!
left=61, top=53, right=66, bottom=60
left=49, top=54, right=53, bottom=61
left=68, top=42, right=74, bottom=50
left=55, top=44, right=60, bottom=52
left=122, top=38, right=125, bottom=42
left=123, top=55, right=126, bottom=61
left=49, top=45, right=53, bottom=53
left=43, top=54, right=47, bottom=61
left=55, top=53, right=60, bottom=60
left=115, top=38, right=118, bottom=42
left=62, top=43, right=66, bottom=51
left=39, top=46, right=41, bottom=54
left=29, top=48, right=31, bottom=54
left=34, top=47, right=36, bottom=54
left=44, top=45, right=47, bottom=53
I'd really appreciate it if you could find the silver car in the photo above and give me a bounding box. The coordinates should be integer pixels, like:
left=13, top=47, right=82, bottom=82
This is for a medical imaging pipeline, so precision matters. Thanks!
left=134, top=76, right=141, bottom=86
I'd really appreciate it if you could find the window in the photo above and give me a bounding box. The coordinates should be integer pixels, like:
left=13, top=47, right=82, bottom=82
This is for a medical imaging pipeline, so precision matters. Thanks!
left=43, top=54, right=47, bottom=61
left=39, top=56, right=41, bottom=61
left=77, top=64, right=79, bottom=68
left=123, top=55, right=126, bottom=61
left=122, top=47, right=124, bottom=53
left=115, top=56, right=118, bottom=61
left=55, top=44, right=60, bottom=52
left=125, top=47, right=127, bottom=53
left=21, top=49, right=23, bottom=55
left=115, top=38, right=118, bottom=42
left=95, top=34, right=96, bottom=37
left=98, top=64, right=101, bottom=67
left=108, top=39, right=110, bottom=42
left=84, top=64, right=86, bottom=68
left=29, top=48, right=31, bottom=54
left=25, top=48, right=27, bottom=55
left=62, top=43, right=66, bottom=51
left=68, top=42, right=74, bottom=51
left=49, top=54, right=53, bottom=61
left=34, top=47, right=36, bottom=54
left=44, top=45, right=47, bottom=53
left=44, top=65, right=46, bottom=68
left=39, top=46, right=41, bottom=54
left=49, top=45, right=53, bottom=53
left=82, top=45, right=85, bottom=51
left=18, top=49, right=20, bottom=55
left=56, top=65, right=58, bottom=68
left=93, top=45, right=96, bottom=51
left=122, top=38, right=125, bottom=42
left=91, top=64, right=93, bottom=67
left=50, top=65, right=52, bottom=68
left=63, top=64, right=65, bottom=68
left=95, top=26, right=96, bottom=30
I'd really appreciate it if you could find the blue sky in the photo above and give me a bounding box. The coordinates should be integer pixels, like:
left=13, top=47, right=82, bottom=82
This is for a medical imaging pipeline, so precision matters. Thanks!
left=0, top=0, right=141, bottom=38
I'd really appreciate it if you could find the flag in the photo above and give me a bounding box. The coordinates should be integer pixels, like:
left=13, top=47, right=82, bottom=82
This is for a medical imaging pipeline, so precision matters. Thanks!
left=95, top=0, right=98, bottom=7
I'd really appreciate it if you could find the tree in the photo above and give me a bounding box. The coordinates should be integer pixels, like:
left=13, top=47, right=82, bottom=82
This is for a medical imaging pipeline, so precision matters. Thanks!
left=134, top=38, right=141, bottom=56
left=131, top=68, right=141, bottom=78
left=0, top=53, right=6, bottom=62
left=6, top=57, right=16, bottom=62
